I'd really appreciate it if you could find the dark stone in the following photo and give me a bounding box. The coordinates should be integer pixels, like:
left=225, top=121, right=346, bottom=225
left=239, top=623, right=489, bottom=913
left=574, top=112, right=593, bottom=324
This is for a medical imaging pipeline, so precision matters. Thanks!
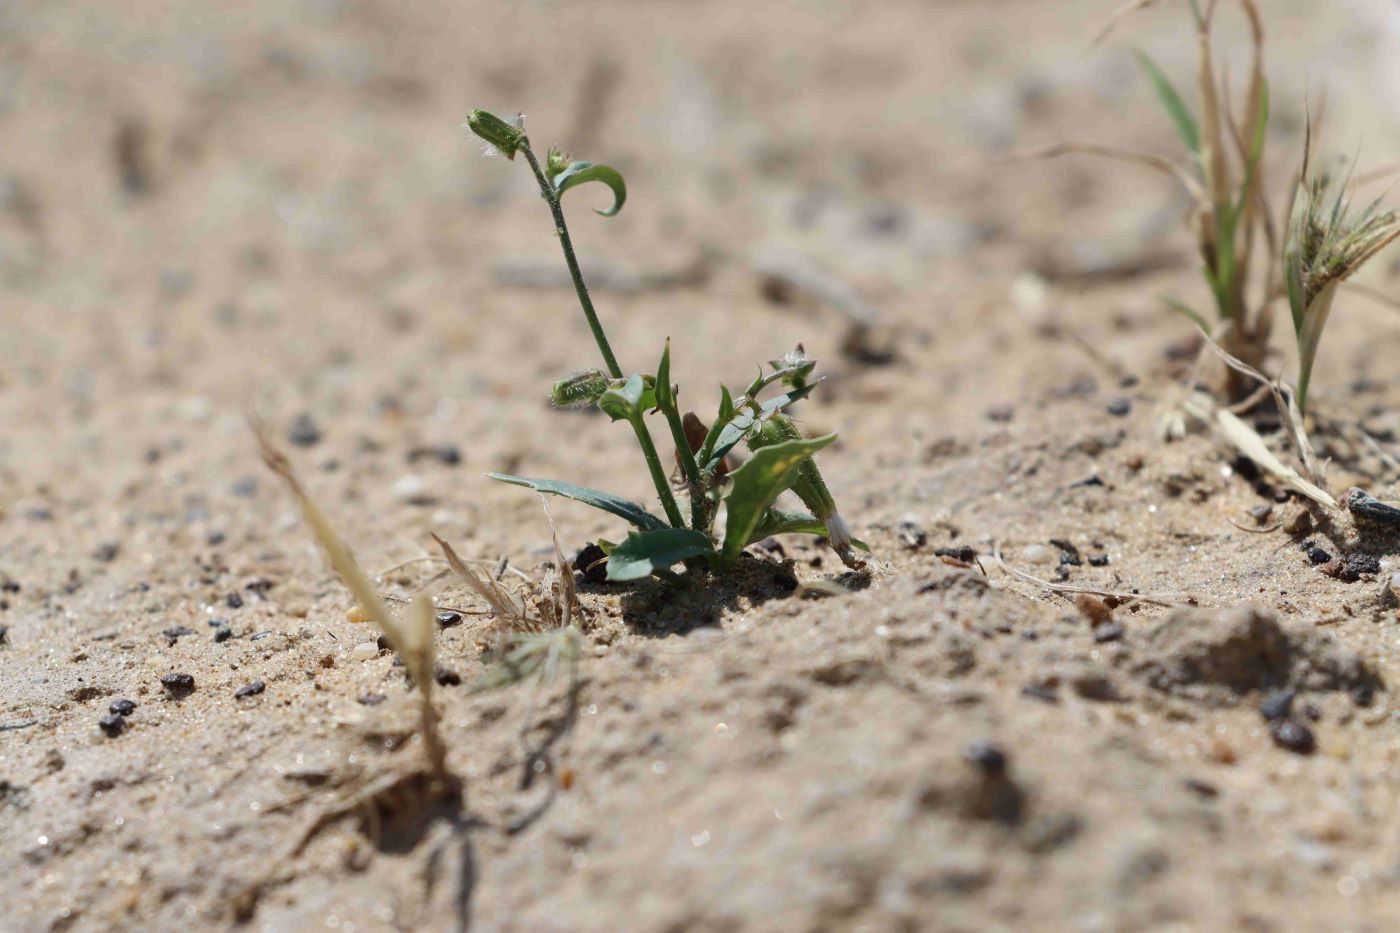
left=234, top=680, right=265, bottom=699
left=1106, top=397, right=1132, bottom=417
left=358, top=693, right=387, bottom=706
left=1306, top=545, right=1332, bottom=565
left=1088, top=553, right=1110, bottom=567
left=93, top=542, right=120, bottom=562
left=109, top=699, right=137, bottom=716
left=934, top=546, right=978, bottom=563
left=226, top=592, right=244, bottom=609
left=1269, top=718, right=1315, bottom=755
left=408, top=445, right=462, bottom=466
left=1352, top=684, right=1376, bottom=707
left=288, top=413, right=322, bottom=447
left=964, top=742, right=1007, bottom=776
left=434, top=667, right=462, bottom=686
left=1258, top=688, right=1295, bottom=721
left=435, top=611, right=464, bottom=628
left=98, top=714, right=127, bottom=737
left=1050, top=539, right=1081, bottom=566
left=1021, top=684, right=1059, bottom=704
left=160, top=673, right=195, bottom=697
left=1093, top=622, right=1125, bottom=643
left=212, top=625, right=233, bottom=643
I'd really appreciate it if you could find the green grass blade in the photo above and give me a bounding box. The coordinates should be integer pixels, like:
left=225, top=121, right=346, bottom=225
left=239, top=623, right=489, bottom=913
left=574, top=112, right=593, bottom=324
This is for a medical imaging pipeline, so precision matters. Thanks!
left=720, top=433, right=836, bottom=566
left=748, top=508, right=871, bottom=550
left=1135, top=50, right=1200, bottom=156
left=1161, top=296, right=1211, bottom=334
left=487, top=474, right=670, bottom=531
left=606, top=528, right=715, bottom=581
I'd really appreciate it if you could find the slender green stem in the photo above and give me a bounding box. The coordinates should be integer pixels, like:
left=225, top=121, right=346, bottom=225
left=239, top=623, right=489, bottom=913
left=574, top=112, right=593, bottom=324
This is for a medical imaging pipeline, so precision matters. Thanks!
left=521, top=144, right=623, bottom=379
left=658, top=395, right=705, bottom=530
left=628, top=414, right=686, bottom=528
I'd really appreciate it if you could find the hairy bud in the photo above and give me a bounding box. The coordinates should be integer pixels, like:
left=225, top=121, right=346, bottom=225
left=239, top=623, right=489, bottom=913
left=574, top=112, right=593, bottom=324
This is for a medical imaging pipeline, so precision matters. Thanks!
left=464, top=109, right=525, bottom=160
left=550, top=370, right=611, bottom=409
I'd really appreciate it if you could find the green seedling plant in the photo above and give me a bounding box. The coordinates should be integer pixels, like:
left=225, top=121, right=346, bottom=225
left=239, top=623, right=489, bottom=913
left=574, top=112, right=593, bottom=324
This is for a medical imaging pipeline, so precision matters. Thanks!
left=465, top=110, right=866, bottom=581
left=1043, top=0, right=1274, bottom=396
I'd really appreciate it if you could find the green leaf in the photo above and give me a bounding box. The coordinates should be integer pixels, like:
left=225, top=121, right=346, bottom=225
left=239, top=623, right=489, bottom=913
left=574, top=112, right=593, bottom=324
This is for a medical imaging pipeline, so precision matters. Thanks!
left=552, top=161, right=626, bottom=216
left=749, top=508, right=870, bottom=550
left=1135, top=50, right=1199, bottom=156
left=703, top=382, right=819, bottom=474
left=487, top=473, right=669, bottom=531
left=654, top=341, right=676, bottom=414
left=720, top=433, right=836, bottom=566
left=606, top=528, right=715, bottom=581
left=1162, top=296, right=1211, bottom=334
left=598, top=374, right=656, bottom=422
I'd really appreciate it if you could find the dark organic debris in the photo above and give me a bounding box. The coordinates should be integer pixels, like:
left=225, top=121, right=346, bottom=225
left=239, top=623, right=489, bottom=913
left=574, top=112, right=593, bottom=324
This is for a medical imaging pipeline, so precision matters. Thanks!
left=1347, top=488, right=1400, bottom=528
left=934, top=546, right=977, bottom=563
left=235, top=680, right=266, bottom=699
left=1050, top=539, right=1081, bottom=566
left=573, top=543, right=609, bottom=584
left=899, top=519, right=928, bottom=549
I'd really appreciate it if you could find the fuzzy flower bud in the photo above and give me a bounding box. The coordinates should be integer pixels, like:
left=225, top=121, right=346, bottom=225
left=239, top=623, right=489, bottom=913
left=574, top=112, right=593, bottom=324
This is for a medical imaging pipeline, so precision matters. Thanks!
left=550, top=370, right=612, bottom=409
left=464, top=109, right=525, bottom=160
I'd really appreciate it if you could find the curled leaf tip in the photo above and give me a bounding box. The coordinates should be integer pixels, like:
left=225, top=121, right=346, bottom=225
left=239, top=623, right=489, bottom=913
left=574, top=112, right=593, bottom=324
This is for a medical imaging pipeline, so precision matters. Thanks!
left=551, top=160, right=627, bottom=216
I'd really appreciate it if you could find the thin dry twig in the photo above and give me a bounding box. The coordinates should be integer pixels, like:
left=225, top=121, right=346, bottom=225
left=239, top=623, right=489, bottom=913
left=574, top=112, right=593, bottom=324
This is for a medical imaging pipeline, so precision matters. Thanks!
left=991, top=543, right=1185, bottom=607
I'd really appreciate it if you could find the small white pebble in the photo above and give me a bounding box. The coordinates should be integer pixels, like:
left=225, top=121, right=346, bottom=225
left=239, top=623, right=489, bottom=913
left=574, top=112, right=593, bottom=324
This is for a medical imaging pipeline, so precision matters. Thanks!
left=1022, top=543, right=1056, bottom=566
left=392, top=474, right=433, bottom=504
left=1389, top=573, right=1400, bottom=598
left=350, top=642, right=379, bottom=663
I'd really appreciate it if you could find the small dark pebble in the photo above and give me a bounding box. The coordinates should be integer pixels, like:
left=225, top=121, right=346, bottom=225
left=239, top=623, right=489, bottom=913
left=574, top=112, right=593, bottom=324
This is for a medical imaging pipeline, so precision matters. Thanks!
left=206, top=531, right=226, bottom=546
left=934, top=546, right=977, bottom=563
left=288, top=413, right=322, bottom=447
left=109, top=699, right=136, bottom=716
left=898, top=520, right=927, bottom=549
left=160, top=672, right=195, bottom=696
left=1088, top=553, right=1110, bottom=567
left=250, top=630, right=273, bottom=641
left=407, top=445, right=462, bottom=467
left=212, top=625, right=233, bottom=643
left=435, top=611, right=464, bottom=628
left=98, top=714, right=127, bottom=738
left=234, top=680, right=265, bottom=699
left=1069, top=474, right=1105, bottom=489
left=1021, top=684, right=1059, bottom=704
left=1183, top=778, right=1218, bottom=799
left=162, top=625, right=196, bottom=646
left=434, top=667, right=462, bottom=686
left=93, top=542, right=120, bottom=562
left=1092, top=622, right=1124, bottom=643
left=1250, top=505, right=1273, bottom=523
left=1106, top=397, right=1132, bottom=417
left=1258, top=688, right=1295, bottom=722
left=1303, top=702, right=1322, bottom=722
left=376, top=634, right=392, bottom=651
left=1306, top=545, right=1332, bottom=565
left=985, top=405, right=1014, bottom=423
left=574, top=543, right=610, bottom=584
left=230, top=477, right=258, bottom=498
left=0, top=626, right=7, bottom=646
left=964, top=742, right=1007, bottom=776
left=226, top=592, right=244, bottom=609
left=358, top=693, right=387, bottom=706
left=1319, top=560, right=1359, bottom=583
left=1050, top=539, right=1081, bottom=566
left=1119, top=374, right=1140, bottom=388
left=1269, top=718, right=1315, bottom=755
left=1, top=581, right=20, bottom=593
left=1352, top=684, right=1376, bottom=707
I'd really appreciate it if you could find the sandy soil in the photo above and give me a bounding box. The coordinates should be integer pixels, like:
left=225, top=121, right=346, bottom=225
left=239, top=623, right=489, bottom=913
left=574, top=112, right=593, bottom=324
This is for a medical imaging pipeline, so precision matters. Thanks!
left=6, top=0, right=1400, bottom=930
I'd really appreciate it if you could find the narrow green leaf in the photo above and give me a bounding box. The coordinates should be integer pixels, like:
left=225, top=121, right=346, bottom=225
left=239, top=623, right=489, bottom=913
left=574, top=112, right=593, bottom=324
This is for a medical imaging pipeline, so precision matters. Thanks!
left=552, top=161, right=626, bottom=216
left=720, top=434, right=837, bottom=566
left=487, top=473, right=669, bottom=531
left=655, top=342, right=675, bottom=413
left=1162, top=296, right=1211, bottom=334
left=748, top=508, right=871, bottom=550
left=607, top=528, right=715, bottom=581
left=1135, top=50, right=1200, bottom=156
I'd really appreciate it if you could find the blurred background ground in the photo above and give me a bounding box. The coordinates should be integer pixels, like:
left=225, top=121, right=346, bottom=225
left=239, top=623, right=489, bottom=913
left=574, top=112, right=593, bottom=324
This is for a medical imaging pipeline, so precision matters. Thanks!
left=5, top=1, right=1400, bottom=930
